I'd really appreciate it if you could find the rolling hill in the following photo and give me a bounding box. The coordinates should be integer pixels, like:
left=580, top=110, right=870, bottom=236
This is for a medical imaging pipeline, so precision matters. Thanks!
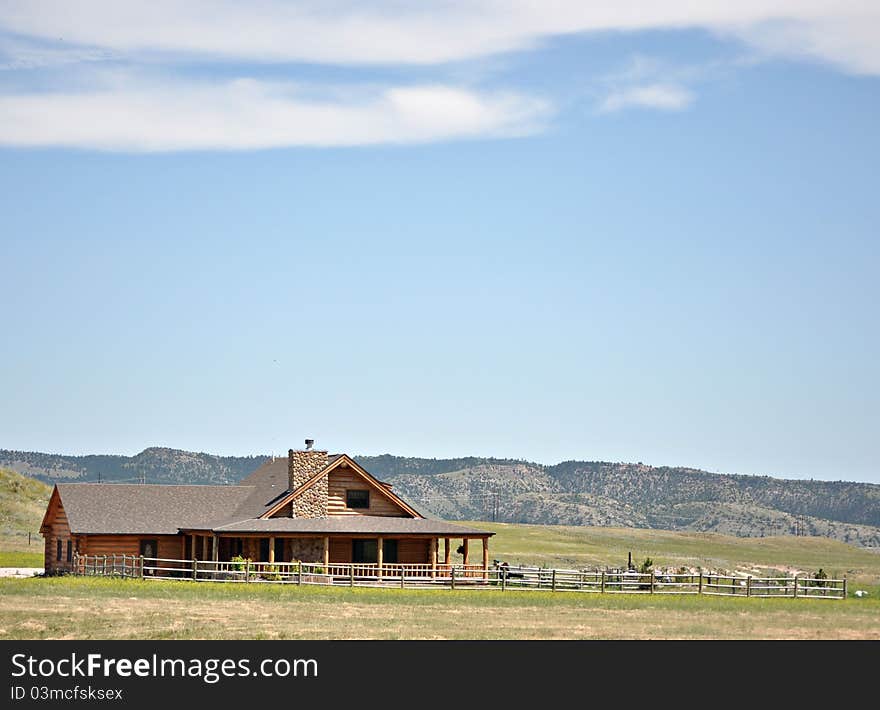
left=2, top=447, right=878, bottom=546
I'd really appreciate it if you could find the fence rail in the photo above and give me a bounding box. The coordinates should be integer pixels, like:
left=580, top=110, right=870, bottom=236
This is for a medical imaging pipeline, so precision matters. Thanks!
left=70, top=555, right=846, bottom=599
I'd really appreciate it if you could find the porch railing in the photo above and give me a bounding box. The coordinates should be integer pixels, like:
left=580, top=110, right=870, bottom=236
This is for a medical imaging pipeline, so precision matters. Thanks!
left=69, top=554, right=847, bottom=599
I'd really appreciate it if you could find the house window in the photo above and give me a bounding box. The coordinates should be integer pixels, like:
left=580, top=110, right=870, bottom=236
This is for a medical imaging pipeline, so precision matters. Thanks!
left=346, top=489, right=370, bottom=509
left=56, top=539, right=63, bottom=561
left=66, top=540, right=72, bottom=563
left=352, top=539, right=398, bottom=564
left=382, top=539, right=398, bottom=564
left=352, top=539, right=377, bottom=563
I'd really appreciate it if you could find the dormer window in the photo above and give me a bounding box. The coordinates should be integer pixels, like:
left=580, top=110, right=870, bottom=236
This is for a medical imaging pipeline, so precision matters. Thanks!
left=346, top=489, right=370, bottom=509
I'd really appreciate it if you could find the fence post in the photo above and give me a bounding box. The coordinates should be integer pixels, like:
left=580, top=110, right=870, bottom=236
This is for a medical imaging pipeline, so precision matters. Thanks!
left=451, top=567, right=456, bottom=590
left=400, top=567, right=405, bottom=589
left=191, top=558, right=197, bottom=581
left=843, top=576, right=847, bottom=599
left=350, top=565, right=354, bottom=588
left=793, top=576, right=798, bottom=599
left=649, top=571, right=654, bottom=594
left=297, top=561, right=302, bottom=586
left=746, top=576, right=752, bottom=597
left=245, top=558, right=250, bottom=584
left=139, top=555, right=144, bottom=580
left=501, top=568, right=506, bottom=592
left=601, top=571, right=605, bottom=593
left=552, top=569, right=557, bottom=591
left=698, top=573, right=703, bottom=595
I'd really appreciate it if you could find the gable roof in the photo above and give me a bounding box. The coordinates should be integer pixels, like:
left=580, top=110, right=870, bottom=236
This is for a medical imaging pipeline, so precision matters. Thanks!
left=259, top=454, right=421, bottom=519
left=53, top=483, right=253, bottom=535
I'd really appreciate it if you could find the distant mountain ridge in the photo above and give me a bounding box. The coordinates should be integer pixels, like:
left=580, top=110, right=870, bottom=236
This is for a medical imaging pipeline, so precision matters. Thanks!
left=0, top=447, right=263, bottom=486
left=3, top=447, right=879, bottom=547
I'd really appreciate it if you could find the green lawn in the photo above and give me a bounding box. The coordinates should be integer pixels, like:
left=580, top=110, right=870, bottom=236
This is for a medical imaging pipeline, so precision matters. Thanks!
left=0, top=575, right=876, bottom=640
left=0, top=550, right=43, bottom=567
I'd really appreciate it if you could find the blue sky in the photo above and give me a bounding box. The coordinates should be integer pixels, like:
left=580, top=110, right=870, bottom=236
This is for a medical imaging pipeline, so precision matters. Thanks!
left=1, top=3, right=878, bottom=483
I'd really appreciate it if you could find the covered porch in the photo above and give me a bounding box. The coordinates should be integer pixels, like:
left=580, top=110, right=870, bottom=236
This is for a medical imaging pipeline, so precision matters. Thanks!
left=182, top=531, right=492, bottom=579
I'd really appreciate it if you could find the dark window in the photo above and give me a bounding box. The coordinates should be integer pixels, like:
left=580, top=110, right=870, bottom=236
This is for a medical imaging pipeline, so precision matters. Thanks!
left=274, top=537, right=285, bottom=562
left=56, top=539, right=62, bottom=561
left=259, top=538, right=270, bottom=562
left=352, top=539, right=397, bottom=564
left=352, top=539, right=378, bottom=563
left=382, top=539, right=398, bottom=564
left=346, top=489, right=370, bottom=509
left=66, top=540, right=72, bottom=563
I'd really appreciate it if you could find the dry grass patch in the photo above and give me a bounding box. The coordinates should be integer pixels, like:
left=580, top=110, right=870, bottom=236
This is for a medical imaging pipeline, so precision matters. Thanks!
left=1, top=577, right=878, bottom=640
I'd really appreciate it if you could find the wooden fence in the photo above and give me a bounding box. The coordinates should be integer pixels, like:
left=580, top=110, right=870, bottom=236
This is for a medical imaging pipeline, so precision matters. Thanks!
left=70, top=555, right=846, bottom=599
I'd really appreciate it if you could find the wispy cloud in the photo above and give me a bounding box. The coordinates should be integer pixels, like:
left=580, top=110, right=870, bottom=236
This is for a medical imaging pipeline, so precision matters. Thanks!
left=0, top=76, right=552, bottom=151
left=2, top=1, right=879, bottom=73
left=1, top=2, right=878, bottom=151
left=598, top=84, right=694, bottom=113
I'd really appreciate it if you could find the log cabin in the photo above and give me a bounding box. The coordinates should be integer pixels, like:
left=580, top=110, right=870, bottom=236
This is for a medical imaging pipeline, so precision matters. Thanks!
left=40, top=442, right=494, bottom=576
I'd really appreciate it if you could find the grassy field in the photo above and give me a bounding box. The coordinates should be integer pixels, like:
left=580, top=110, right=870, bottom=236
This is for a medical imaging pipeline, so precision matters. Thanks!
left=0, top=575, right=877, bottom=640
left=0, top=467, right=49, bottom=566
left=1, top=467, right=878, bottom=639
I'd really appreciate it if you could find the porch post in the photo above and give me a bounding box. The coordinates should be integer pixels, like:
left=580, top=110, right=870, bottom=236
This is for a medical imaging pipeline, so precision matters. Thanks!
left=431, top=538, right=438, bottom=578
left=377, top=536, right=383, bottom=580
left=191, top=534, right=197, bottom=561
left=212, top=534, right=218, bottom=562
left=268, top=537, right=275, bottom=565
left=482, top=537, right=489, bottom=581
left=323, top=536, right=329, bottom=570
left=201, top=535, right=207, bottom=561
left=444, top=538, right=451, bottom=566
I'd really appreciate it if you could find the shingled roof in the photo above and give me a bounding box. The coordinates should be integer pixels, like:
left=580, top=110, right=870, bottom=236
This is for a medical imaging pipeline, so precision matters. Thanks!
left=55, top=483, right=253, bottom=535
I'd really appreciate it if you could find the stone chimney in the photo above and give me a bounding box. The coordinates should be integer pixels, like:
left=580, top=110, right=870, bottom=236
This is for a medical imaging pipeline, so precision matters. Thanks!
left=286, top=440, right=329, bottom=518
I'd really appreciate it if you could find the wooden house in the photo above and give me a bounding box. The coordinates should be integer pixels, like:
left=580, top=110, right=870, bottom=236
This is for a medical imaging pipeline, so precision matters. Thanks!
left=40, top=443, right=494, bottom=576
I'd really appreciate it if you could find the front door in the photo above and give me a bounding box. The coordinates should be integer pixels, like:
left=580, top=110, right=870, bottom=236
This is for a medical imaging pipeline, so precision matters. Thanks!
left=140, top=539, right=158, bottom=575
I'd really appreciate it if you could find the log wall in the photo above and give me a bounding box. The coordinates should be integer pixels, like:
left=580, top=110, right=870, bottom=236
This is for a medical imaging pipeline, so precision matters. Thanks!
left=327, top=464, right=408, bottom=516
